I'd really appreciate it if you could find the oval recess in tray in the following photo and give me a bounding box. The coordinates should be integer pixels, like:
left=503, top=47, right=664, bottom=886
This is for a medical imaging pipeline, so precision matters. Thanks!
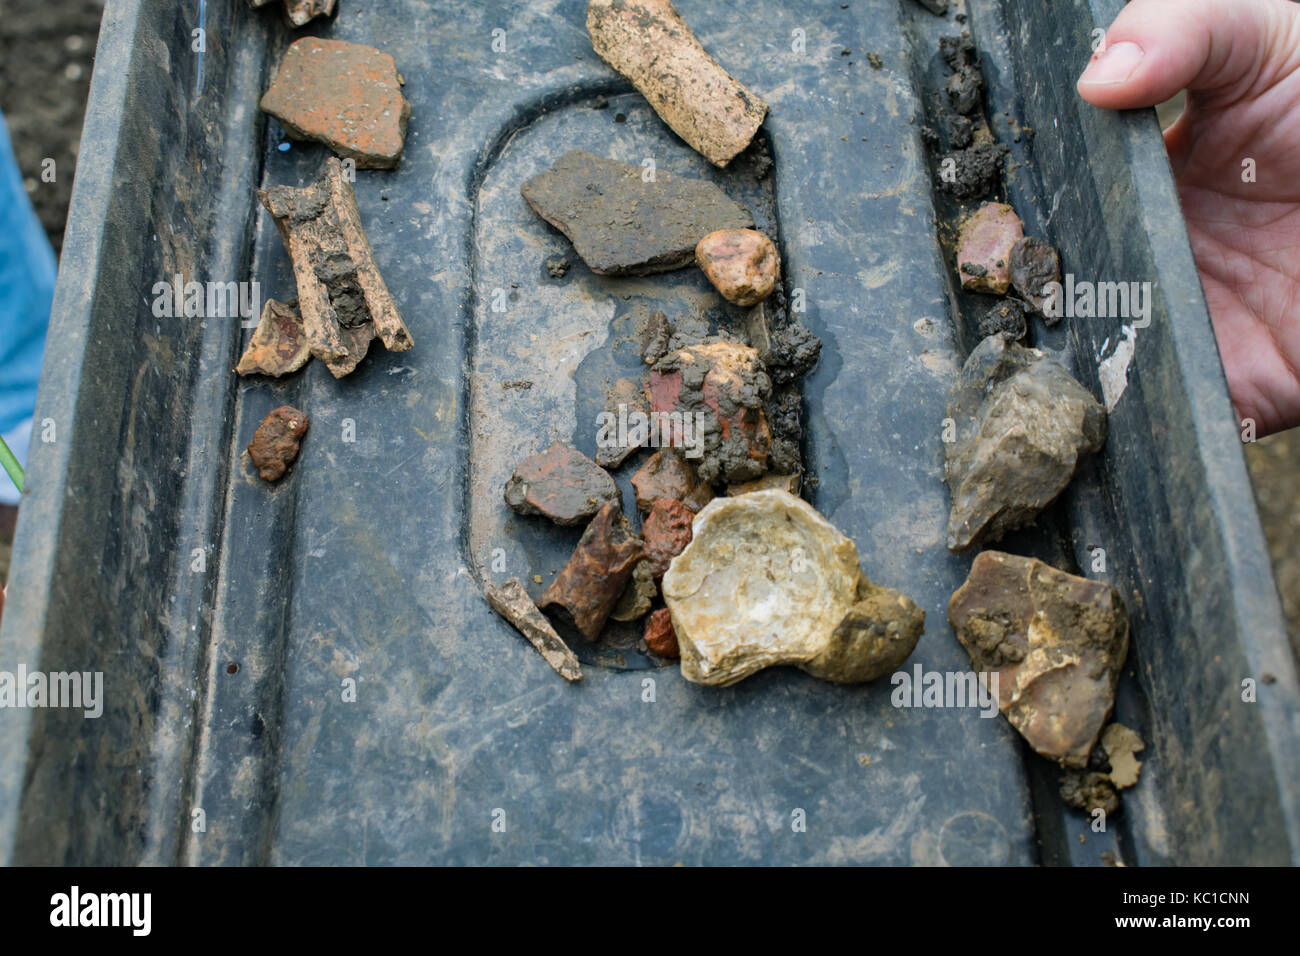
left=466, top=91, right=786, bottom=670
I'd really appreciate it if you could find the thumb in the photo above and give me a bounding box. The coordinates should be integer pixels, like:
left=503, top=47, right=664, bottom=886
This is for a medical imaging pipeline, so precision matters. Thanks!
left=1077, top=0, right=1299, bottom=110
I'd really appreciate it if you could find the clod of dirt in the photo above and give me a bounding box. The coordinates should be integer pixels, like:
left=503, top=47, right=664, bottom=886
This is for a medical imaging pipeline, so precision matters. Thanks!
left=977, top=299, right=1028, bottom=342
left=741, top=300, right=821, bottom=387
left=248, top=406, right=309, bottom=482
left=504, top=442, right=619, bottom=526
left=938, top=143, right=1009, bottom=200
left=946, top=66, right=983, bottom=115
left=944, top=113, right=973, bottom=149
left=727, top=472, right=800, bottom=496
left=948, top=551, right=1130, bottom=768
left=867, top=52, right=883, bottom=70
left=545, top=256, right=571, bottom=278
left=258, top=158, right=414, bottom=378
left=540, top=501, right=646, bottom=641
left=247, top=0, right=337, bottom=28
left=521, top=150, right=753, bottom=276
left=764, top=384, right=806, bottom=477
left=1101, top=722, right=1145, bottom=789
left=695, top=228, right=780, bottom=306
left=610, top=560, right=658, bottom=622
left=648, top=342, right=772, bottom=486
left=1008, top=236, right=1062, bottom=317
left=662, top=490, right=923, bottom=686
left=631, top=449, right=714, bottom=513
left=641, top=497, right=695, bottom=579
left=957, top=202, right=1023, bottom=294
left=644, top=608, right=680, bottom=658
left=939, top=33, right=978, bottom=72
left=236, top=300, right=311, bottom=377
left=596, top=377, right=651, bottom=468
left=586, top=0, right=769, bottom=167
left=484, top=578, right=583, bottom=682
left=944, top=335, right=1107, bottom=550
left=638, top=309, right=673, bottom=365
left=259, top=37, right=410, bottom=169
left=1059, top=771, right=1119, bottom=817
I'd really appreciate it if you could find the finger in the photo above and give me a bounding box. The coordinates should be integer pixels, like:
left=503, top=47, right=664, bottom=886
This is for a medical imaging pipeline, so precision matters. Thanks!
left=1076, top=0, right=1299, bottom=110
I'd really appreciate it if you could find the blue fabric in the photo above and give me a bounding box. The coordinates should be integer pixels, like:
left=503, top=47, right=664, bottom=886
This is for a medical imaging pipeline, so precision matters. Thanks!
left=0, top=112, right=55, bottom=439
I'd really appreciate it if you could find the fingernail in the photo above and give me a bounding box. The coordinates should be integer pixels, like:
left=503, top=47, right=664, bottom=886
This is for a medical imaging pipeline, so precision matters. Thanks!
left=1079, top=41, right=1144, bottom=85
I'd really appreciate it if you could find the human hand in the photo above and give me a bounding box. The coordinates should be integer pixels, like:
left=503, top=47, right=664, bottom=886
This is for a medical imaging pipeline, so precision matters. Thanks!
left=1078, top=0, right=1300, bottom=436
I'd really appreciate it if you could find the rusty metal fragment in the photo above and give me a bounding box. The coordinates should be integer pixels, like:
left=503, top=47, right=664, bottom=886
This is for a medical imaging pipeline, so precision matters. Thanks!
left=485, top=578, right=583, bottom=682
left=258, top=158, right=413, bottom=379
left=260, top=37, right=410, bottom=168
left=587, top=0, right=769, bottom=167
left=539, top=501, right=645, bottom=641
left=948, top=551, right=1130, bottom=768
left=236, top=299, right=311, bottom=378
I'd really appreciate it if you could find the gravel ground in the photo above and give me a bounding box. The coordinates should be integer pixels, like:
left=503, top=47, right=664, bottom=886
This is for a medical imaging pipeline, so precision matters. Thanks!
left=0, top=4, right=1294, bottom=661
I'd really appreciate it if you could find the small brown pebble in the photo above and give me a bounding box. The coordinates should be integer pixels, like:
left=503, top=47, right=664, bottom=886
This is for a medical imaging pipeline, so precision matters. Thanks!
left=644, top=608, right=680, bottom=658
left=248, top=406, right=309, bottom=482
left=695, top=229, right=780, bottom=306
left=642, top=498, right=695, bottom=579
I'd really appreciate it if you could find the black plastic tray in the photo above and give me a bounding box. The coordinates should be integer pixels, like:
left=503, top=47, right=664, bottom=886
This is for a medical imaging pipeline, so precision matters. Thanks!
left=1, top=0, right=1296, bottom=865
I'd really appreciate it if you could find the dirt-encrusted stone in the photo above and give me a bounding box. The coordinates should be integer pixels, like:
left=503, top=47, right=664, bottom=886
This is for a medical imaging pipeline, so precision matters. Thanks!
left=977, top=299, right=1028, bottom=341
left=945, top=336, right=1106, bottom=550
left=236, top=299, right=311, bottom=377
left=957, top=202, right=1023, bottom=294
left=663, top=490, right=924, bottom=686
left=484, top=578, right=584, bottom=682
left=258, top=158, right=413, bottom=378
left=248, top=406, right=309, bottom=482
left=948, top=551, right=1130, bottom=768
left=260, top=37, right=410, bottom=169
left=586, top=0, right=769, bottom=167
left=520, top=150, right=753, bottom=276
left=631, top=449, right=714, bottom=513
left=1009, top=236, right=1062, bottom=317
left=647, top=342, right=772, bottom=486
left=642, top=497, right=695, bottom=579
left=540, top=501, right=645, bottom=640
left=695, top=228, right=780, bottom=306
left=644, top=608, right=680, bottom=658
left=504, top=442, right=619, bottom=526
